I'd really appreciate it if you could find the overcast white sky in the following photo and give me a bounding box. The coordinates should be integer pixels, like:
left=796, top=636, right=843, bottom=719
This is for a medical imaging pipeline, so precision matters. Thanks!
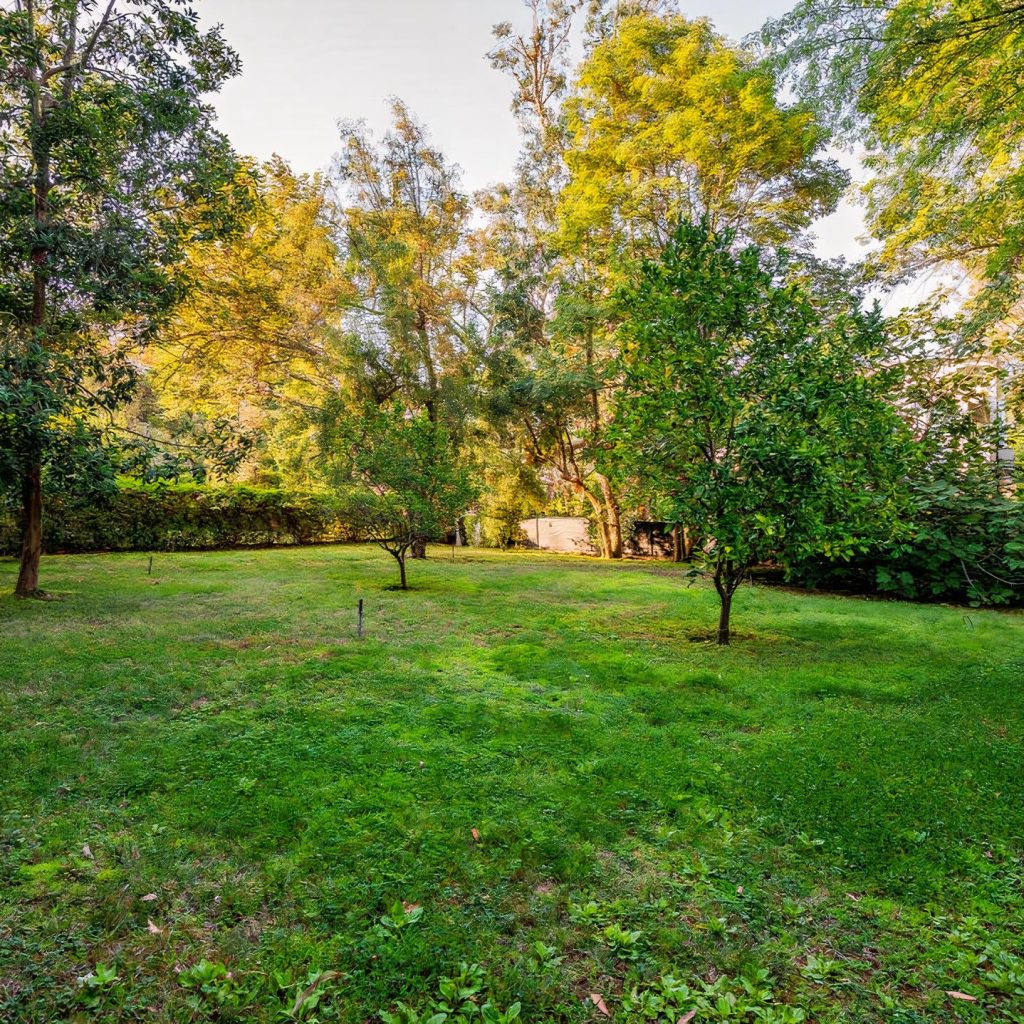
left=198, top=0, right=870, bottom=265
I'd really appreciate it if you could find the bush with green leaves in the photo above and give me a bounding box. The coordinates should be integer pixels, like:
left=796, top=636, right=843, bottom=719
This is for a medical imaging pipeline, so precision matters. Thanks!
left=334, top=403, right=478, bottom=589
left=0, top=481, right=367, bottom=555
left=788, top=408, right=1023, bottom=606
left=798, top=481, right=1023, bottom=606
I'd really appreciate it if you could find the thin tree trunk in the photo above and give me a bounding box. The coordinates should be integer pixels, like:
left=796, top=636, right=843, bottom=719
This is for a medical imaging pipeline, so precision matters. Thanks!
left=713, top=558, right=740, bottom=645
left=15, top=463, right=43, bottom=598
left=716, top=589, right=732, bottom=646
left=577, top=486, right=610, bottom=557
left=19, top=22, right=50, bottom=599
left=398, top=554, right=407, bottom=590
left=672, top=525, right=682, bottom=563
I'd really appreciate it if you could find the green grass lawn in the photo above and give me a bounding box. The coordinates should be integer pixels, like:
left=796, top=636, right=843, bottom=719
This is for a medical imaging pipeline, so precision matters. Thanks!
left=1, top=546, right=1022, bottom=1023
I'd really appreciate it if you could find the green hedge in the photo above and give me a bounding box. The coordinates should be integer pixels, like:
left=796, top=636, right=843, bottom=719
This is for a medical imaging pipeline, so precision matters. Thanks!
left=0, top=482, right=367, bottom=554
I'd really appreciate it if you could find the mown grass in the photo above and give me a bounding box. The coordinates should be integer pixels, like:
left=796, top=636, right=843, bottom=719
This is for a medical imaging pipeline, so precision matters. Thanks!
left=1, top=545, right=1022, bottom=1023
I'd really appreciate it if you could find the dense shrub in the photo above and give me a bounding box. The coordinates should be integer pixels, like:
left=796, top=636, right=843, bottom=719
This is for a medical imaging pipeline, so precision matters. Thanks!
left=0, top=482, right=368, bottom=554
left=789, top=480, right=1023, bottom=606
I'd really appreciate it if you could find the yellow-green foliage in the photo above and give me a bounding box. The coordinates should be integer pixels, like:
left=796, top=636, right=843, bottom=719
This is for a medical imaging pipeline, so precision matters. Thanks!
left=560, top=14, right=846, bottom=255
left=474, top=457, right=547, bottom=548
left=147, top=158, right=349, bottom=484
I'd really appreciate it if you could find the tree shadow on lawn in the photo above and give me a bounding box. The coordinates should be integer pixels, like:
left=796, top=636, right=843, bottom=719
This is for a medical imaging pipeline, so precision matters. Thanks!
left=483, top=628, right=1023, bottom=906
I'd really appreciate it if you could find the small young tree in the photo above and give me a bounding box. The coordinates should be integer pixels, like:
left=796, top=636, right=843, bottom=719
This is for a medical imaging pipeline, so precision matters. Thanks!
left=344, top=404, right=477, bottom=589
left=613, top=222, right=913, bottom=644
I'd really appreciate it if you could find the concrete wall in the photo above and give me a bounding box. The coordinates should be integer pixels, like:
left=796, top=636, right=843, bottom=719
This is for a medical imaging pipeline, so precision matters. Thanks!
left=519, top=516, right=597, bottom=555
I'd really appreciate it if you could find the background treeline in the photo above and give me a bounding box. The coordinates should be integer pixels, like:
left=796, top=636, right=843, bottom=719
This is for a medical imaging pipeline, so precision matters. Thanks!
left=1, top=0, right=1021, bottom=617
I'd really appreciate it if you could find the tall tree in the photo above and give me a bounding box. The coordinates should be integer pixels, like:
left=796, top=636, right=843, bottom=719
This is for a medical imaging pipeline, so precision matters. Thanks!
left=485, top=5, right=846, bottom=559
left=147, top=158, right=348, bottom=486
left=613, top=222, right=913, bottom=643
left=329, top=102, right=483, bottom=557
left=763, top=0, right=1024, bottom=375
left=333, top=101, right=482, bottom=433
left=0, top=0, right=241, bottom=596
left=486, top=0, right=629, bottom=557
left=560, top=12, right=847, bottom=255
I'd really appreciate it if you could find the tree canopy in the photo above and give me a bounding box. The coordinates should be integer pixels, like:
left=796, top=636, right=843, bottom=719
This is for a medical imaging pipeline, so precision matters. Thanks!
left=764, top=0, right=1024, bottom=327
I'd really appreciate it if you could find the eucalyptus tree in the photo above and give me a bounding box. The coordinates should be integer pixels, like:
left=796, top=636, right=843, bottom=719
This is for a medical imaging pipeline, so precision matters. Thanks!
left=333, top=100, right=482, bottom=433
left=329, top=101, right=484, bottom=556
left=486, top=0, right=629, bottom=558
left=0, top=0, right=242, bottom=596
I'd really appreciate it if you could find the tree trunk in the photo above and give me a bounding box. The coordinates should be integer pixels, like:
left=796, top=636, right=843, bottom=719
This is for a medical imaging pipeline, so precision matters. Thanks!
left=594, top=473, right=622, bottom=558
left=398, top=554, right=407, bottom=590
left=575, top=484, right=610, bottom=558
left=672, top=525, right=682, bottom=563
left=15, top=463, right=43, bottom=598
left=716, top=589, right=732, bottom=646
left=713, top=558, right=742, bottom=645
left=20, top=44, right=50, bottom=599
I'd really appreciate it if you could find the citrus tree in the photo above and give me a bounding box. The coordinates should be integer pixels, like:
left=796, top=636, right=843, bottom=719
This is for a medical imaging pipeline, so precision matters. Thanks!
left=339, top=404, right=477, bottom=590
left=613, top=222, right=913, bottom=643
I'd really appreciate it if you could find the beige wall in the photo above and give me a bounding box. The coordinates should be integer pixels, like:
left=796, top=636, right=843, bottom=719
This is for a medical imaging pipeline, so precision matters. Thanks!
left=519, top=516, right=597, bottom=555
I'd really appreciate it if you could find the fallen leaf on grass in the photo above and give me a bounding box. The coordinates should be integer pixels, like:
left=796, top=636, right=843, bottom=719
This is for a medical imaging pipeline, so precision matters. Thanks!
left=677, top=1012, right=697, bottom=1024
left=291, top=970, right=339, bottom=1016
left=81, top=844, right=93, bottom=860
left=471, top=828, right=481, bottom=842
left=590, top=993, right=610, bottom=1016
left=141, top=893, right=158, bottom=902
left=846, top=893, right=861, bottom=902
left=946, top=991, right=978, bottom=1002
left=146, top=919, right=163, bottom=936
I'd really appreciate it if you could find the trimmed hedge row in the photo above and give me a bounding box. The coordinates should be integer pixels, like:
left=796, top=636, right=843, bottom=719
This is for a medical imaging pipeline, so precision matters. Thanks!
left=0, top=483, right=366, bottom=554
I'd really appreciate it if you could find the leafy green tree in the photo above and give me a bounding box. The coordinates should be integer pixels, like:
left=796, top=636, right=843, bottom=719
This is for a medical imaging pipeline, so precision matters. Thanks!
left=330, top=102, right=484, bottom=559
left=791, top=304, right=1023, bottom=604
left=485, top=1, right=627, bottom=557
left=0, top=0, right=241, bottom=596
left=339, top=404, right=477, bottom=589
left=474, top=442, right=547, bottom=549
left=485, top=7, right=846, bottom=560
left=763, top=0, right=1024, bottom=337
left=613, top=221, right=913, bottom=643
left=334, top=101, right=482, bottom=435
